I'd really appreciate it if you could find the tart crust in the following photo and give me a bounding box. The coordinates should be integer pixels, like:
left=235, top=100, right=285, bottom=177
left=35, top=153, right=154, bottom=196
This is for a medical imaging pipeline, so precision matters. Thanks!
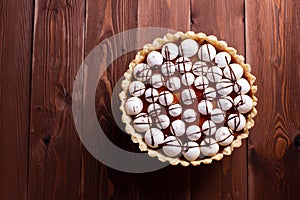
left=119, top=31, right=257, bottom=166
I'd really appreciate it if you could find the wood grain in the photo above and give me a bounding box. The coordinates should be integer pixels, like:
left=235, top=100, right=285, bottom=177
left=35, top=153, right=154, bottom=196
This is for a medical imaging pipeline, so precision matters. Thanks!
left=246, top=0, right=300, bottom=199
left=1, top=0, right=300, bottom=199
left=191, top=0, right=248, bottom=199
left=83, top=0, right=138, bottom=199
left=135, top=1, right=191, bottom=200
left=0, top=0, right=33, bottom=199
left=138, top=0, right=191, bottom=30
left=28, top=0, right=85, bottom=199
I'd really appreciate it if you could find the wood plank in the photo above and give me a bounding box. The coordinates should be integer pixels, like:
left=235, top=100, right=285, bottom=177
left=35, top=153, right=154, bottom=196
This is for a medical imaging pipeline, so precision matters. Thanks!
left=246, top=0, right=300, bottom=199
left=138, top=0, right=190, bottom=30
left=136, top=1, right=191, bottom=200
left=28, top=0, right=85, bottom=199
left=0, top=0, right=33, bottom=199
left=83, top=0, right=139, bottom=199
left=191, top=0, right=248, bottom=199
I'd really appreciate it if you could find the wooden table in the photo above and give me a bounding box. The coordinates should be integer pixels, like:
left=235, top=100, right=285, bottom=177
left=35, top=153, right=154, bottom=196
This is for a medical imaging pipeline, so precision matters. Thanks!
left=1, top=0, right=299, bottom=199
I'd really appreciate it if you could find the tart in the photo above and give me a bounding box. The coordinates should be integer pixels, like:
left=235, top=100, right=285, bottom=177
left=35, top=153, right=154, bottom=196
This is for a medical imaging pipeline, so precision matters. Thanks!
left=119, top=31, right=257, bottom=166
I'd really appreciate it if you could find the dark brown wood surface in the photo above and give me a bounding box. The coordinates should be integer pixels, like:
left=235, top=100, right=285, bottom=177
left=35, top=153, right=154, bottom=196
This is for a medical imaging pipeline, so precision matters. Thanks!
left=1, top=0, right=300, bottom=199
left=28, top=0, right=85, bottom=199
left=83, top=0, right=138, bottom=199
left=0, top=0, right=33, bottom=199
left=246, top=0, right=300, bottom=199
